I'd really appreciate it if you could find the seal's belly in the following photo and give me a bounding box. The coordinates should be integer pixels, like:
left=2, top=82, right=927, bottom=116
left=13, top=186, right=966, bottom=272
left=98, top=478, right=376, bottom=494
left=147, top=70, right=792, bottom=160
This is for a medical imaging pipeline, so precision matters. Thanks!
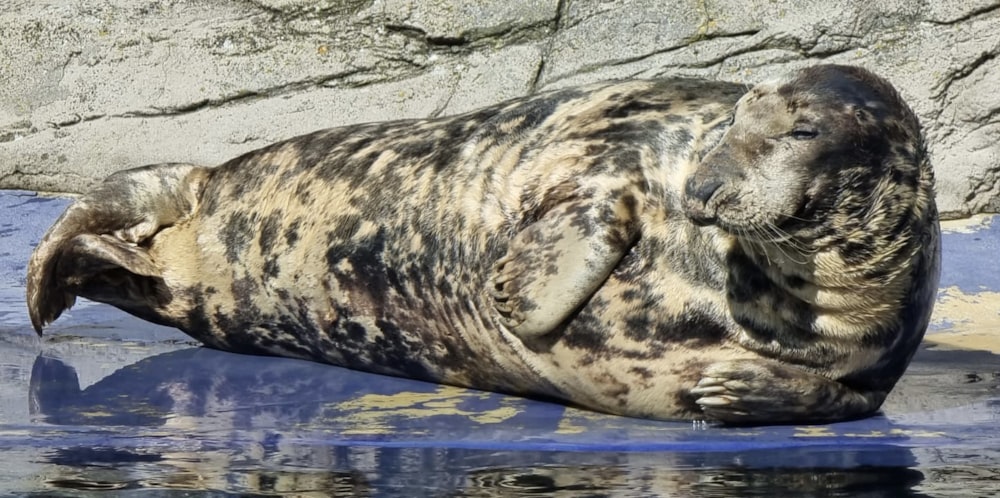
left=154, top=207, right=551, bottom=396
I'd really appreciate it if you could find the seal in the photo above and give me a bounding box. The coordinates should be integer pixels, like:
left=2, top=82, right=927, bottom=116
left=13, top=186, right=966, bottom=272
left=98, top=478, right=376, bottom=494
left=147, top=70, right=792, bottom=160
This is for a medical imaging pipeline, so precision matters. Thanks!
left=25, top=64, right=940, bottom=424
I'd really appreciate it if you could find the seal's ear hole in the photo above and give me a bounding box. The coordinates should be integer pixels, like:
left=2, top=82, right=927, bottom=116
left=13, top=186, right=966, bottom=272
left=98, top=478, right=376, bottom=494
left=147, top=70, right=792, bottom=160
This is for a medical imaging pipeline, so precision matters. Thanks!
left=853, top=106, right=873, bottom=124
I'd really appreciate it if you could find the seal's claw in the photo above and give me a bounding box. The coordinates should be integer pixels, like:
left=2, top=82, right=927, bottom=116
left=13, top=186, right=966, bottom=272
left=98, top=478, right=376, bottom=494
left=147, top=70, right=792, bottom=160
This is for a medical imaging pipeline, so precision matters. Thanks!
left=692, top=360, right=785, bottom=422
left=694, top=359, right=886, bottom=424
left=499, top=317, right=520, bottom=330
left=694, top=395, right=733, bottom=407
left=689, top=384, right=727, bottom=396
left=489, top=195, right=638, bottom=341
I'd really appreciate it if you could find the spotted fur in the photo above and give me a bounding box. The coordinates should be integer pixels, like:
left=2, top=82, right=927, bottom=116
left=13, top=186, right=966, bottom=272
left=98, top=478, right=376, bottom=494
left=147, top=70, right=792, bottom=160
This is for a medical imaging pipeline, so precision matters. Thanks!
left=26, top=65, right=939, bottom=424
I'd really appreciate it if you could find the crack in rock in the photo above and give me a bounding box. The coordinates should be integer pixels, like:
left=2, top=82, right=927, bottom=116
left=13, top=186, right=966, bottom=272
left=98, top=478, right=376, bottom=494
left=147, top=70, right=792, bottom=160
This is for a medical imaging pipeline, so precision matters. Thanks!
left=932, top=50, right=999, bottom=101
left=924, top=2, right=1000, bottom=25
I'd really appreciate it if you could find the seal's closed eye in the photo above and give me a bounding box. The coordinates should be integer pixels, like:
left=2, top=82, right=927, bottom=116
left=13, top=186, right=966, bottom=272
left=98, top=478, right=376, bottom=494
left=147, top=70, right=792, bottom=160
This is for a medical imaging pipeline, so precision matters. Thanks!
left=790, top=126, right=819, bottom=140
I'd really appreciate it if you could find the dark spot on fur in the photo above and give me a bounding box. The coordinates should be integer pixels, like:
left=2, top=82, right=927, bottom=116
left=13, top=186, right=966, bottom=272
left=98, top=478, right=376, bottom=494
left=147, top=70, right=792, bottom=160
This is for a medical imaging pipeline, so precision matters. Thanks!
left=784, top=274, right=806, bottom=289
left=345, top=321, right=367, bottom=343
left=371, top=319, right=433, bottom=379
left=620, top=288, right=642, bottom=302
left=562, top=311, right=606, bottom=351
left=585, top=143, right=609, bottom=156
left=734, top=314, right=777, bottom=342
left=603, top=98, right=664, bottom=119
left=566, top=203, right=597, bottom=238
left=284, top=220, right=301, bottom=246
left=629, top=366, right=653, bottom=380
left=667, top=128, right=693, bottom=148
left=325, top=243, right=352, bottom=271
left=623, top=315, right=653, bottom=341
left=263, top=257, right=280, bottom=279
left=438, top=278, right=453, bottom=298
left=328, top=228, right=394, bottom=301
left=231, top=276, right=260, bottom=313
left=598, top=119, right=659, bottom=142
left=183, top=289, right=214, bottom=341
left=220, top=212, right=252, bottom=264
left=629, top=309, right=728, bottom=347
left=253, top=329, right=315, bottom=359
left=663, top=114, right=690, bottom=124
left=840, top=235, right=879, bottom=265
left=726, top=252, right=773, bottom=303
left=395, top=139, right=457, bottom=173
left=485, top=88, right=583, bottom=138
left=258, top=212, right=284, bottom=256
left=669, top=313, right=726, bottom=346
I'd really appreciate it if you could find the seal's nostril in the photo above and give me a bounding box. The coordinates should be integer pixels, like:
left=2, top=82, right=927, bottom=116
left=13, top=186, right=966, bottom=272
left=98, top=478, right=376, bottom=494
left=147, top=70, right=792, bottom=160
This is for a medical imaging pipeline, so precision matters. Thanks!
left=685, top=177, right=724, bottom=205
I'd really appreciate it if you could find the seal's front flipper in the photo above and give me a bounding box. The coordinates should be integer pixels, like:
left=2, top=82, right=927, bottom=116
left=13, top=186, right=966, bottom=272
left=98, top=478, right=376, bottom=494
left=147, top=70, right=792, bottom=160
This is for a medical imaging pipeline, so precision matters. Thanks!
left=26, top=163, right=211, bottom=334
left=491, top=193, right=640, bottom=339
left=691, top=359, right=885, bottom=424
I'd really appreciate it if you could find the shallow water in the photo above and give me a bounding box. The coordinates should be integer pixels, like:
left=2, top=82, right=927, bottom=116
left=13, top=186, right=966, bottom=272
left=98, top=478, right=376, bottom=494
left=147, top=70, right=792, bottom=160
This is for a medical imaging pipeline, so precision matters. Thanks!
left=1, top=191, right=998, bottom=496
left=8, top=436, right=1000, bottom=496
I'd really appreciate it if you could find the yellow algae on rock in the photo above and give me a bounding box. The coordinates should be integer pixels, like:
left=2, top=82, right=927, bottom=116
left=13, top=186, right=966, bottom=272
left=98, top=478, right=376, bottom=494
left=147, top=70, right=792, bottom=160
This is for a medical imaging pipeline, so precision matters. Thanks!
left=553, top=407, right=703, bottom=436
left=888, top=428, right=946, bottom=438
left=793, top=426, right=836, bottom=438
left=939, top=214, right=994, bottom=234
left=928, top=287, right=1000, bottom=354
left=330, top=386, right=523, bottom=435
left=844, top=430, right=886, bottom=438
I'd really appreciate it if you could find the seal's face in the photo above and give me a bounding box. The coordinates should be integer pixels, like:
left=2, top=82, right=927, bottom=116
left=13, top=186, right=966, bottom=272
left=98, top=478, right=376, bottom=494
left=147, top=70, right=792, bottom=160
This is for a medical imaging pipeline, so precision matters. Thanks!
left=683, top=65, right=923, bottom=246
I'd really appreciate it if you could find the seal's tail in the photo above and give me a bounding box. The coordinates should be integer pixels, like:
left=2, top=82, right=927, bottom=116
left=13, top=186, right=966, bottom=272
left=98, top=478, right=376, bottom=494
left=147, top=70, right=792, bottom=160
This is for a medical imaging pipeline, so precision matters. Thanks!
left=27, top=202, right=96, bottom=334
left=26, top=163, right=212, bottom=334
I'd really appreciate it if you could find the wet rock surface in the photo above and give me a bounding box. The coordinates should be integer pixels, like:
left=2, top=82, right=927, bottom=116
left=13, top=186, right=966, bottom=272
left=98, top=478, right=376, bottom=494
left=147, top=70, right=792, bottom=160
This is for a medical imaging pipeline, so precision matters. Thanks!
left=2, top=0, right=999, bottom=217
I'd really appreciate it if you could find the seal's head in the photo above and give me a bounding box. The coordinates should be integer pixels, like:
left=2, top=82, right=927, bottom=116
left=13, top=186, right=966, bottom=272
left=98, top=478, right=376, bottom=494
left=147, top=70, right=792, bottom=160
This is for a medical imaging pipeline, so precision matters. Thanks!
left=682, top=64, right=930, bottom=248
left=681, top=64, right=938, bottom=371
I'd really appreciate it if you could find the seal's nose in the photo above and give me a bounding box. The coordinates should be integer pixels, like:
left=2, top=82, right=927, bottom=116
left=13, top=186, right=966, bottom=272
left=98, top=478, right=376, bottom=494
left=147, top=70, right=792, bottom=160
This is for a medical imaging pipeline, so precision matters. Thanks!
left=683, top=176, right=724, bottom=226
left=684, top=176, right=723, bottom=206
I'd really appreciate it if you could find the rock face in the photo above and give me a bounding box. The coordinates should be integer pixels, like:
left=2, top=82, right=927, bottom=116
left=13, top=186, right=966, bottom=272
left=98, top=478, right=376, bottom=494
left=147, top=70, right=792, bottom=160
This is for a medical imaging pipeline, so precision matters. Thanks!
left=1, top=0, right=998, bottom=218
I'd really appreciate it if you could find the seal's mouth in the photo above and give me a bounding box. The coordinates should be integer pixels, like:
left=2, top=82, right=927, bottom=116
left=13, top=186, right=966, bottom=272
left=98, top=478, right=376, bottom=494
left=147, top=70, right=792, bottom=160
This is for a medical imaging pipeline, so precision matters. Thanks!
left=685, top=203, right=804, bottom=247
left=683, top=205, right=718, bottom=227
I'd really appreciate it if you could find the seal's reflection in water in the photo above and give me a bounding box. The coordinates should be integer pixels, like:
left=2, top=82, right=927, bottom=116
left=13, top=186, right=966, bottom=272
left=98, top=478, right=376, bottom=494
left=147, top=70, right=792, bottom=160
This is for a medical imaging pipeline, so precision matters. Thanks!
left=27, top=349, right=929, bottom=496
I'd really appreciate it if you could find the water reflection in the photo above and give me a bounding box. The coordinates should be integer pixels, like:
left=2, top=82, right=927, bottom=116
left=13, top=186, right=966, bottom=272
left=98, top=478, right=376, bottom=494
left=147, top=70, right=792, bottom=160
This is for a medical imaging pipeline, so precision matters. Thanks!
left=29, top=444, right=931, bottom=497
left=17, top=349, right=956, bottom=496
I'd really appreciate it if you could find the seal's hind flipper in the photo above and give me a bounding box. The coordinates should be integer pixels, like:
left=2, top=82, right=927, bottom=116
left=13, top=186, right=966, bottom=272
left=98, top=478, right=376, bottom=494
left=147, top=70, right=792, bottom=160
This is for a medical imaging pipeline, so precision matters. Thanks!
left=691, top=359, right=885, bottom=424
left=26, top=163, right=211, bottom=334
left=491, top=193, right=640, bottom=339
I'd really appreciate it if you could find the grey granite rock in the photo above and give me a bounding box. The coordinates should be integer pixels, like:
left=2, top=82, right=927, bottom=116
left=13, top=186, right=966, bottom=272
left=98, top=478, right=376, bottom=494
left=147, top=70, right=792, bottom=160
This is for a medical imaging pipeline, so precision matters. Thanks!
left=1, top=0, right=998, bottom=218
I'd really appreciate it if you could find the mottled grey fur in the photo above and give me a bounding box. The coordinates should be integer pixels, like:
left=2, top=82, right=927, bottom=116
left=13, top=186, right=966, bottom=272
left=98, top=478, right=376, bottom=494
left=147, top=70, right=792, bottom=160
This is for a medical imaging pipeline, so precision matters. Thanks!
left=26, top=65, right=940, bottom=424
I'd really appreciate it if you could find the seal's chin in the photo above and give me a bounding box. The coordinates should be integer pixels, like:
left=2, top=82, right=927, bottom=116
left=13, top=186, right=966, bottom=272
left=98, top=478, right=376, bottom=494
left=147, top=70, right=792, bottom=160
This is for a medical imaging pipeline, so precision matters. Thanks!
left=687, top=209, right=799, bottom=246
